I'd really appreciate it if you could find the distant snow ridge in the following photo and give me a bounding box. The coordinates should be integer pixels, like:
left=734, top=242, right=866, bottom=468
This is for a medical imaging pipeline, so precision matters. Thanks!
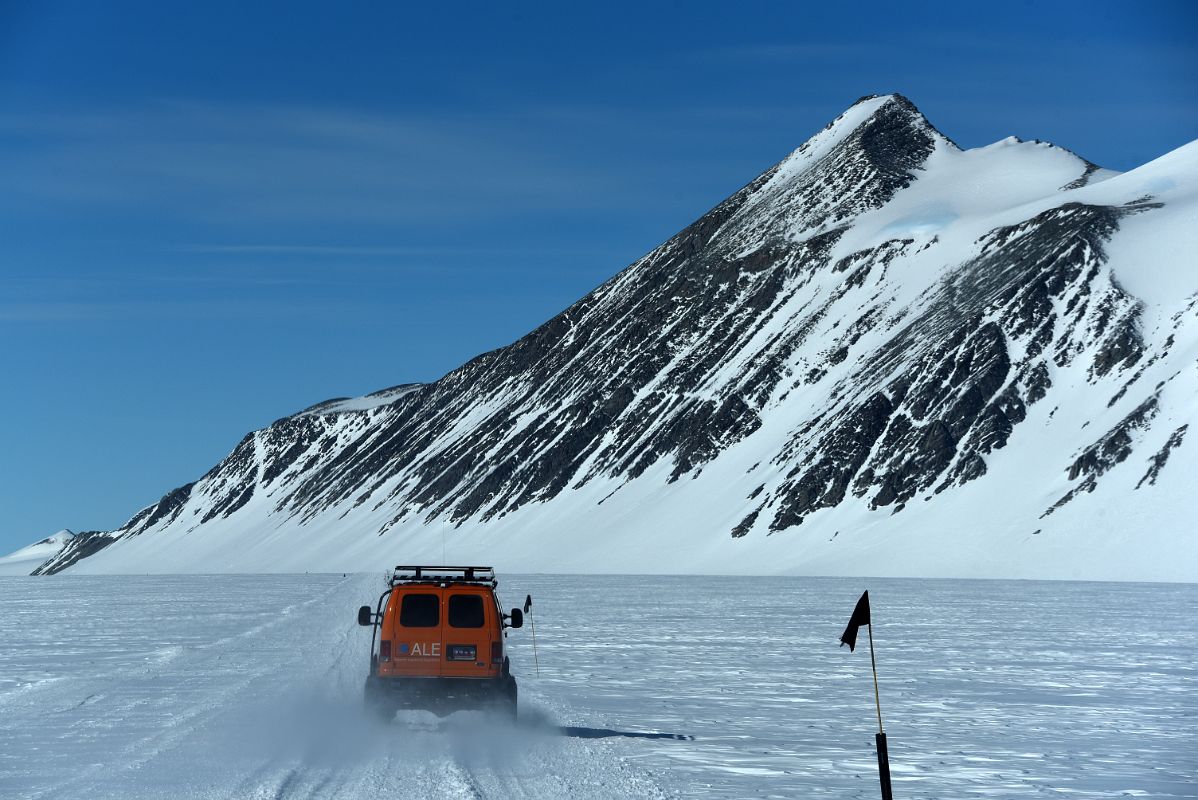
left=0, top=530, right=75, bottom=575
left=40, top=94, right=1198, bottom=581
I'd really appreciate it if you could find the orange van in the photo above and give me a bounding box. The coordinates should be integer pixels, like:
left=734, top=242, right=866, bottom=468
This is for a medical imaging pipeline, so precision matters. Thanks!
left=357, top=565, right=524, bottom=720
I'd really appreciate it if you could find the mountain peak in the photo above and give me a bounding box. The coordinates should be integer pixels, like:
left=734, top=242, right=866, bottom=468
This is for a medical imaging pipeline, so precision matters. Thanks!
left=850, top=92, right=917, bottom=109
left=838, top=93, right=953, bottom=148
left=721, top=94, right=953, bottom=242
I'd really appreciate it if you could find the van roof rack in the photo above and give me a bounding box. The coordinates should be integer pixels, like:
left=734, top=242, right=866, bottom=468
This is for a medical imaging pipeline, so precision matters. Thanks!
left=390, top=565, right=497, bottom=587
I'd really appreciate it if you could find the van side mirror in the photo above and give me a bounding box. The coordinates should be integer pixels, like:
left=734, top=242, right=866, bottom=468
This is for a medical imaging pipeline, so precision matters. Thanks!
left=357, top=605, right=373, bottom=626
left=508, top=608, right=524, bottom=628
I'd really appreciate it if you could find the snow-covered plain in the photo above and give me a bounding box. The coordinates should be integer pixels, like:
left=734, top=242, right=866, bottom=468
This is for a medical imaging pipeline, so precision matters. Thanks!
left=1, top=574, right=1194, bottom=798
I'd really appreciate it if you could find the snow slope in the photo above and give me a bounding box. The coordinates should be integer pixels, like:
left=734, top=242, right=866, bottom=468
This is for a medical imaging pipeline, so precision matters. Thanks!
left=0, top=574, right=1194, bottom=798
left=0, top=530, right=74, bottom=575
left=39, top=95, right=1198, bottom=581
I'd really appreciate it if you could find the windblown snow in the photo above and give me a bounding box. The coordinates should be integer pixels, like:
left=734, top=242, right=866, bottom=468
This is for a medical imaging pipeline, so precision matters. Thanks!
left=32, top=94, right=1198, bottom=581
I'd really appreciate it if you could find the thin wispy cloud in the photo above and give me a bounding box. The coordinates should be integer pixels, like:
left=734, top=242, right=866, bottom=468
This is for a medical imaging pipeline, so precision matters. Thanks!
left=181, top=244, right=485, bottom=256
left=698, top=42, right=877, bottom=63
left=0, top=297, right=397, bottom=323
left=175, top=243, right=598, bottom=257
left=0, top=102, right=758, bottom=228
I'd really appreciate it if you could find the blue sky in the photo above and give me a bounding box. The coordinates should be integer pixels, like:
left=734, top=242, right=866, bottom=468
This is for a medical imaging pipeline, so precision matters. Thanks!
left=1, top=0, right=1195, bottom=552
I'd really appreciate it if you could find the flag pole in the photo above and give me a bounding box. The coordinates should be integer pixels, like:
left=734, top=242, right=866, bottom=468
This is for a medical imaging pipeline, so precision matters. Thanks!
left=529, top=608, right=540, bottom=677
left=867, top=623, right=883, bottom=732
left=524, top=595, right=540, bottom=677
left=867, top=622, right=893, bottom=800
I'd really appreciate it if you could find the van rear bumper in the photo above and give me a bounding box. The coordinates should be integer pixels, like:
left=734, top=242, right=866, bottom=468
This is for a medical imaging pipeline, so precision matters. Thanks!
left=365, top=675, right=516, bottom=716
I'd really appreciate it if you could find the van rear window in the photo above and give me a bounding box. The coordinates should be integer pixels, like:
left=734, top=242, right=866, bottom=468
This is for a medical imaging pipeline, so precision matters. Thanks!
left=399, top=593, right=439, bottom=627
left=448, top=594, right=485, bottom=628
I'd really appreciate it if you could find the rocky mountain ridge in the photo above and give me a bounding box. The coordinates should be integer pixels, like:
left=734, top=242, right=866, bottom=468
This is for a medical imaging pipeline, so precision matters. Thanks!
left=36, top=94, right=1198, bottom=580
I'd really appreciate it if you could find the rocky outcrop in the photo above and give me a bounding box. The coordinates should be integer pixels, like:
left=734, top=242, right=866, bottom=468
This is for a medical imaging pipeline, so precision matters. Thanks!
left=33, top=531, right=116, bottom=575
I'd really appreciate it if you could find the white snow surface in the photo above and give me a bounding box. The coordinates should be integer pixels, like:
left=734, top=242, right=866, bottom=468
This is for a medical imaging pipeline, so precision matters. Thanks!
left=297, top=384, right=424, bottom=417
left=0, top=574, right=1193, bottom=799
left=0, top=530, right=74, bottom=575
left=1099, top=141, right=1198, bottom=309
left=833, top=136, right=1099, bottom=257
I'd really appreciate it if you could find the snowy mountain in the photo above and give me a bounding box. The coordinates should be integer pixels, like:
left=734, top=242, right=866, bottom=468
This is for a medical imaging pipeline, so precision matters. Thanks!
left=0, top=530, right=76, bottom=575
left=39, top=94, right=1198, bottom=581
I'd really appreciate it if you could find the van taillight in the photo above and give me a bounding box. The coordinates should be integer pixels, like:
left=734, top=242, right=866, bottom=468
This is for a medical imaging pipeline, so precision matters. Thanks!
left=491, top=641, right=502, bottom=663
left=380, top=640, right=392, bottom=662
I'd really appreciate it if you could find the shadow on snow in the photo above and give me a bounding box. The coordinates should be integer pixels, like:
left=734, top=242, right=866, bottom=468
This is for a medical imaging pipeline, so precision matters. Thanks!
left=553, top=725, right=694, bottom=741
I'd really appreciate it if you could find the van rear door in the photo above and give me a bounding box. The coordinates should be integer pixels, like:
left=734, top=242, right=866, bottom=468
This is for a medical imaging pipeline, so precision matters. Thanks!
left=441, top=588, right=494, bottom=678
left=389, top=588, right=443, bottom=676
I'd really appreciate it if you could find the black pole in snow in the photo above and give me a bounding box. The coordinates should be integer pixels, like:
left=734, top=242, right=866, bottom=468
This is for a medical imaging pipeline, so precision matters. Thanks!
left=867, top=621, right=893, bottom=800
left=875, top=732, right=893, bottom=800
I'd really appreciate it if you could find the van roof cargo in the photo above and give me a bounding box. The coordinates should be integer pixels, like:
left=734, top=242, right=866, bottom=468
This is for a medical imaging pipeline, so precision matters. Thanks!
left=389, top=565, right=497, bottom=587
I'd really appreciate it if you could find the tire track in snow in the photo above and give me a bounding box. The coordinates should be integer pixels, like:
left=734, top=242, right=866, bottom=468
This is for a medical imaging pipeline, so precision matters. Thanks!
left=217, top=574, right=671, bottom=800
left=1, top=573, right=676, bottom=799
left=18, top=576, right=355, bottom=800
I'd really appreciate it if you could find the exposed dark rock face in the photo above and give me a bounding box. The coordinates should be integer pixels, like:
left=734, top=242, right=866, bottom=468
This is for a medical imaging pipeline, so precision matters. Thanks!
left=123, top=482, right=195, bottom=536
left=1136, top=425, right=1188, bottom=489
left=1043, top=395, right=1161, bottom=516
left=33, top=531, right=116, bottom=575
left=47, top=94, right=1190, bottom=571
left=761, top=200, right=1160, bottom=530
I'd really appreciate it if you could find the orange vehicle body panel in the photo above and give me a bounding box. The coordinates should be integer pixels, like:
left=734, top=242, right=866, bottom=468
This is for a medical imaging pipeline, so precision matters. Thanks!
left=377, top=585, right=502, bottom=680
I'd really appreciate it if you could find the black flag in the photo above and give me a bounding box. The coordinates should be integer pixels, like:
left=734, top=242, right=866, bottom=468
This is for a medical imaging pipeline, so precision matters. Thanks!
left=840, top=591, right=870, bottom=651
left=524, top=594, right=533, bottom=614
